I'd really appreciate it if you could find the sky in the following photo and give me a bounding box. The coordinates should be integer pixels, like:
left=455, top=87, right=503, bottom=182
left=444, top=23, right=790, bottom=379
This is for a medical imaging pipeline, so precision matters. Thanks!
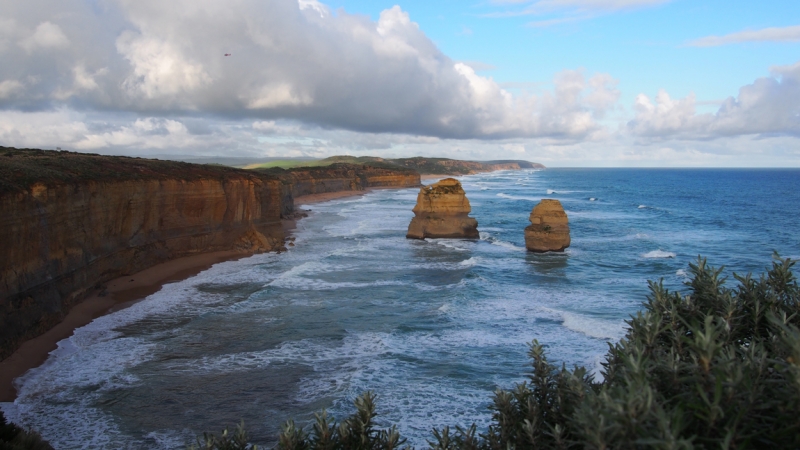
left=1, top=0, right=799, bottom=166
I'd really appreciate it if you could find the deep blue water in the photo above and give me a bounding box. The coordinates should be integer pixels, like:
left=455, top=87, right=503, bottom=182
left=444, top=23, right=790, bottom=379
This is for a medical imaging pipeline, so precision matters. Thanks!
left=3, top=168, right=799, bottom=449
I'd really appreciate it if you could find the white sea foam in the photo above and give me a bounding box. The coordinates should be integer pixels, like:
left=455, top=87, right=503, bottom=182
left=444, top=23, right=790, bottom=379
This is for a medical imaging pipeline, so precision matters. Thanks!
left=560, top=312, right=627, bottom=340
left=638, top=205, right=647, bottom=209
left=589, top=197, right=597, bottom=201
left=496, top=192, right=542, bottom=202
left=676, top=269, right=688, bottom=277
left=434, top=240, right=472, bottom=252
left=643, top=250, right=676, bottom=259
left=459, top=257, right=481, bottom=267
left=547, top=189, right=582, bottom=194
left=269, top=277, right=407, bottom=290
left=480, top=232, right=526, bottom=252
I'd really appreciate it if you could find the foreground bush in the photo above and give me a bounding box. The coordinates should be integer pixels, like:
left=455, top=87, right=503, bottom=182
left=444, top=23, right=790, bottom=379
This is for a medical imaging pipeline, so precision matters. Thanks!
left=197, top=255, right=800, bottom=449
left=0, top=411, right=52, bottom=450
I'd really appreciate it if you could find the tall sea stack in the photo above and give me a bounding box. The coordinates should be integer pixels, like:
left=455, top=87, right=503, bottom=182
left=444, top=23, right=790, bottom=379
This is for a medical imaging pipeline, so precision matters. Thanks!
left=524, top=199, right=570, bottom=252
left=406, top=178, right=478, bottom=239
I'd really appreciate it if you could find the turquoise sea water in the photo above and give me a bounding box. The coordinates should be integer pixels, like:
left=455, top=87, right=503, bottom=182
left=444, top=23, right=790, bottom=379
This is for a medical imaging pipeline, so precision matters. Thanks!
left=3, top=168, right=799, bottom=449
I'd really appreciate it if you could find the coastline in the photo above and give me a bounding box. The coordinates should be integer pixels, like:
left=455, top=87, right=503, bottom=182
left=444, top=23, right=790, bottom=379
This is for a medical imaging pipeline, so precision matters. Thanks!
left=293, top=184, right=430, bottom=205
left=0, top=250, right=254, bottom=403
left=420, top=174, right=450, bottom=182
left=0, top=185, right=414, bottom=403
left=0, top=178, right=449, bottom=403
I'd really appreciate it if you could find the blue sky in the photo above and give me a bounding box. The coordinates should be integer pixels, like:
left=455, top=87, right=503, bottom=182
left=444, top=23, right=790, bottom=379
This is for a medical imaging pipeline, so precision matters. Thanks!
left=328, top=0, right=799, bottom=108
left=1, top=0, right=799, bottom=166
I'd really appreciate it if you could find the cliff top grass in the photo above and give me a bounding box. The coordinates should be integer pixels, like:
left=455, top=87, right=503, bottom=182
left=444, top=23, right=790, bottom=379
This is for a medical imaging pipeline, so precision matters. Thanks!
left=246, top=155, right=542, bottom=175
left=0, top=147, right=279, bottom=196
left=254, top=162, right=418, bottom=180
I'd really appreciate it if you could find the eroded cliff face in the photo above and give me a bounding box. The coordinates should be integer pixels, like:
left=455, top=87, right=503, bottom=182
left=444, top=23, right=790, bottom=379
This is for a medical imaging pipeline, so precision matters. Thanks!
left=524, top=199, right=570, bottom=253
left=406, top=178, right=479, bottom=239
left=0, top=149, right=285, bottom=359
left=265, top=164, right=421, bottom=216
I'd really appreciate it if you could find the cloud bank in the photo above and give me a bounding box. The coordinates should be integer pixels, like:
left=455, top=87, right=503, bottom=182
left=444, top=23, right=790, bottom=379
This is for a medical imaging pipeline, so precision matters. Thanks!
left=688, top=25, right=800, bottom=47
left=0, top=0, right=619, bottom=140
left=628, top=61, right=800, bottom=139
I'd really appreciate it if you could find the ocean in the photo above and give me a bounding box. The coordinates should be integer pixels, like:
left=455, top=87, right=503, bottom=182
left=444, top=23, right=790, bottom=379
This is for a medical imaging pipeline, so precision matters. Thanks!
left=3, top=168, right=799, bottom=449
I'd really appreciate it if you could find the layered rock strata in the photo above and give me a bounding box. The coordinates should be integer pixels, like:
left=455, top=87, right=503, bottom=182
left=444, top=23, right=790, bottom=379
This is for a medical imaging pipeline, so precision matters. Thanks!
left=406, top=178, right=478, bottom=239
left=263, top=163, right=421, bottom=216
left=0, top=148, right=286, bottom=359
left=524, top=199, right=570, bottom=252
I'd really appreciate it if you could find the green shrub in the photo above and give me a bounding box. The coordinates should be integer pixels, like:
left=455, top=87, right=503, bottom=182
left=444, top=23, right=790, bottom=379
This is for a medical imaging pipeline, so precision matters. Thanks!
left=196, top=255, right=800, bottom=449
left=189, top=421, right=258, bottom=450
left=277, top=392, right=406, bottom=450
left=0, top=411, right=53, bottom=450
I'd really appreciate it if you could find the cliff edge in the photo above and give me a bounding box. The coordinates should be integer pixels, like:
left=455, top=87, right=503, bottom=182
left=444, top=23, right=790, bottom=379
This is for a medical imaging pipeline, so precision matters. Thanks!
left=258, top=163, right=420, bottom=216
left=0, top=148, right=287, bottom=359
left=406, top=178, right=479, bottom=239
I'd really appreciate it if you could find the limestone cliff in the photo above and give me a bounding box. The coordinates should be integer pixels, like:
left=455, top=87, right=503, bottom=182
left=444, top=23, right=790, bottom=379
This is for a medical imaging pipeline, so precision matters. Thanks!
left=406, top=178, right=479, bottom=239
left=0, top=148, right=285, bottom=359
left=524, top=199, right=570, bottom=252
left=260, top=163, right=421, bottom=216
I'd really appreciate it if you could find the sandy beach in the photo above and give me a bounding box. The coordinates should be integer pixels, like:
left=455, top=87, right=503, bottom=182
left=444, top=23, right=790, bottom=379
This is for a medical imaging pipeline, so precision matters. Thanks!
left=294, top=183, right=433, bottom=205
left=294, top=190, right=369, bottom=205
left=0, top=250, right=256, bottom=402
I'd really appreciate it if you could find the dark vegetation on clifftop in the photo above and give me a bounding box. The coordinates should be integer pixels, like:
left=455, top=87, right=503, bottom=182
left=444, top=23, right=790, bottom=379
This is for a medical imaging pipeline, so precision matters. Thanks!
left=0, top=147, right=279, bottom=196
left=318, top=156, right=543, bottom=175
left=247, top=155, right=544, bottom=175
left=195, top=255, right=800, bottom=449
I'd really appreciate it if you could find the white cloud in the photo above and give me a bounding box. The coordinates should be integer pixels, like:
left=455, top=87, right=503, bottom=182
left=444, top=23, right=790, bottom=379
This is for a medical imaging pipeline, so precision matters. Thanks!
left=19, top=21, right=69, bottom=52
left=116, top=31, right=212, bottom=101
left=0, top=0, right=618, bottom=140
left=502, top=143, right=526, bottom=154
left=458, top=61, right=496, bottom=72
left=688, top=25, right=800, bottom=47
left=0, top=79, right=24, bottom=99
left=628, top=61, right=800, bottom=138
left=53, top=65, right=107, bottom=100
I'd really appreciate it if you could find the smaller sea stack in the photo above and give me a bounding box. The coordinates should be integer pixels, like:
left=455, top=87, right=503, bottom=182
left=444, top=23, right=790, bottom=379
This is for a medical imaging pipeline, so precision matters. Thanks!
left=524, top=199, right=570, bottom=252
left=406, top=178, right=478, bottom=239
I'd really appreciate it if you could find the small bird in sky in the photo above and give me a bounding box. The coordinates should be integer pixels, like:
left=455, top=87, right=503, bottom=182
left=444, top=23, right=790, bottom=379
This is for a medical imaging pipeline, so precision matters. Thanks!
left=224, top=53, right=231, bottom=56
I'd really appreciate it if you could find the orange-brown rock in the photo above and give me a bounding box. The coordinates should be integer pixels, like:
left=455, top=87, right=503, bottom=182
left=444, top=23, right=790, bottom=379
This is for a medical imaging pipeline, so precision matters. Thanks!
left=406, top=178, right=478, bottom=239
left=259, top=163, right=421, bottom=216
left=524, top=199, right=570, bottom=252
left=0, top=148, right=285, bottom=359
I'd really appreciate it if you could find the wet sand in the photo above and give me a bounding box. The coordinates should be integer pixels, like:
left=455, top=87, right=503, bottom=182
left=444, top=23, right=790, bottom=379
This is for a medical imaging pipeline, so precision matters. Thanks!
left=294, top=190, right=369, bottom=205
left=293, top=184, right=430, bottom=205
left=0, top=250, right=253, bottom=402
